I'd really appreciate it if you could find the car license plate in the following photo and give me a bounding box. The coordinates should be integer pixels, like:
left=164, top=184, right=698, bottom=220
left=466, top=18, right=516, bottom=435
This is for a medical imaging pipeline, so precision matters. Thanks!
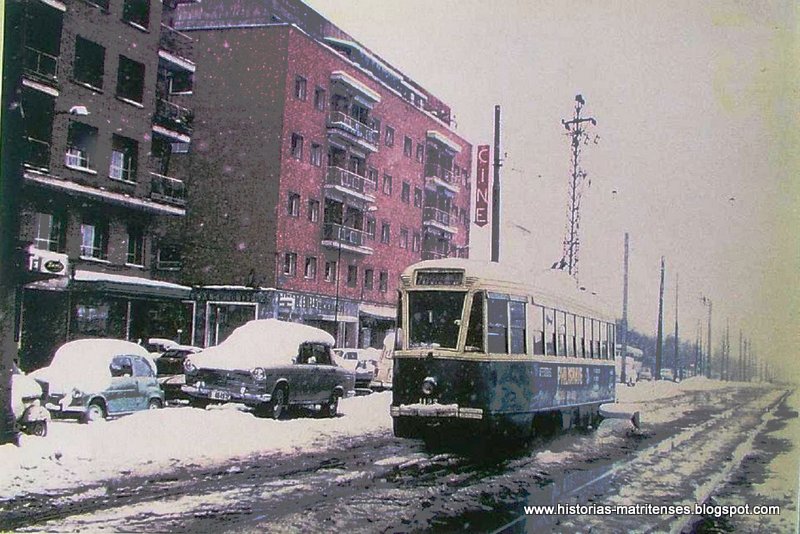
left=210, top=390, right=231, bottom=401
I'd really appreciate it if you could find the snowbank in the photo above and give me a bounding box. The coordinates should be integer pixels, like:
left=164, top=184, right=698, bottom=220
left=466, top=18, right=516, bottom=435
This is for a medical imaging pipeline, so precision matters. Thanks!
left=190, top=319, right=335, bottom=370
left=0, top=392, right=392, bottom=499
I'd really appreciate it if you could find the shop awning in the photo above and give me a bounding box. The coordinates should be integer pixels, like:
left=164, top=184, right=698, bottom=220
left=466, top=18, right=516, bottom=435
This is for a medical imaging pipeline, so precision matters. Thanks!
left=72, top=270, right=192, bottom=300
left=359, top=304, right=396, bottom=320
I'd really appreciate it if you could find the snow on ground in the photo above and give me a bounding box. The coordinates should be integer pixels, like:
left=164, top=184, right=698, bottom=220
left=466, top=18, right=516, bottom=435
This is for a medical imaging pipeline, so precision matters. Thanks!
left=0, top=377, right=768, bottom=501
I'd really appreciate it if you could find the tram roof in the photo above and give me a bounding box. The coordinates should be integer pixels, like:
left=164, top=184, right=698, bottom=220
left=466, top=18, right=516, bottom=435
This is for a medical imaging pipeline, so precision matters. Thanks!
left=403, top=258, right=616, bottom=321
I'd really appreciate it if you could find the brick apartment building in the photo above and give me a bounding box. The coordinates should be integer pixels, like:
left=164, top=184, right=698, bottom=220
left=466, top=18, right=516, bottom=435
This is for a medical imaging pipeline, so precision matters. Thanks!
left=171, top=0, right=473, bottom=348
left=11, top=0, right=197, bottom=368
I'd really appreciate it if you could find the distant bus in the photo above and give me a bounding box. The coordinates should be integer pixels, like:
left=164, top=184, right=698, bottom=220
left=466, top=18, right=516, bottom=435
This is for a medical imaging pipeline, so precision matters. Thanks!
left=390, top=259, right=616, bottom=440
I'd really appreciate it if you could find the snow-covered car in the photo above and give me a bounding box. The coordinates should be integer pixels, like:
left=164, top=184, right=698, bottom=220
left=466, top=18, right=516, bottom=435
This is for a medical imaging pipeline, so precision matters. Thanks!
left=659, top=368, right=675, bottom=381
left=155, top=345, right=203, bottom=401
left=30, top=339, right=165, bottom=423
left=333, top=348, right=379, bottom=388
left=182, top=319, right=355, bottom=419
left=144, top=337, right=179, bottom=355
left=638, top=368, right=653, bottom=381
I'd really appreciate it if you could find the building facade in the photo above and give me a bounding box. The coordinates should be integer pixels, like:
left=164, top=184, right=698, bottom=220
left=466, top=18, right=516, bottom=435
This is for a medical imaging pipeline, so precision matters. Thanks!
left=13, top=0, right=196, bottom=369
left=172, top=0, right=473, bottom=348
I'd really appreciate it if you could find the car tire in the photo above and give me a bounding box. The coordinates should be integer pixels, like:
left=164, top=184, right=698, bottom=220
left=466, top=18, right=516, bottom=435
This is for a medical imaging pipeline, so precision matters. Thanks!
left=28, top=420, right=48, bottom=437
left=82, top=401, right=106, bottom=424
left=269, top=387, right=287, bottom=420
left=148, top=399, right=162, bottom=410
left=321, top=393, right=340, bottom=418
left=189, top=398, right=211, bottom=410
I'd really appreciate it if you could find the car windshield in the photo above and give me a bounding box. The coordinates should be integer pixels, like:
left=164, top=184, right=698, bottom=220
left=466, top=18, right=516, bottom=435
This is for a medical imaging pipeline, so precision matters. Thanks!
left=408, top=291, right=466, bottom=349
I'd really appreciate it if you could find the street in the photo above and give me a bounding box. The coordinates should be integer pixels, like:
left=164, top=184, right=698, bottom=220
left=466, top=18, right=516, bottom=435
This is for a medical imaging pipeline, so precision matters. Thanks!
left=0, top=380, right=796, bottom=533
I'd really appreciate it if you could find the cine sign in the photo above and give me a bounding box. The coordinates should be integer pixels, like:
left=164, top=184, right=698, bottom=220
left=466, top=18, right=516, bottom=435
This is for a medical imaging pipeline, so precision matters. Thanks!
left=474, top=145, right=490, bottom=227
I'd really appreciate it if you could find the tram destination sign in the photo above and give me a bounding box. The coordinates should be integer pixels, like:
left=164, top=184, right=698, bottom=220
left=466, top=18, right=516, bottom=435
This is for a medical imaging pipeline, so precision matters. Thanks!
left=415, top=270, right=464, bottom=286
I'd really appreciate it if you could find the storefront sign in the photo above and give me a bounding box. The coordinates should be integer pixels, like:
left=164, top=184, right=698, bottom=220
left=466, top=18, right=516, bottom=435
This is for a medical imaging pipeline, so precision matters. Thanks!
left=475, top=144, right=490, bottom=227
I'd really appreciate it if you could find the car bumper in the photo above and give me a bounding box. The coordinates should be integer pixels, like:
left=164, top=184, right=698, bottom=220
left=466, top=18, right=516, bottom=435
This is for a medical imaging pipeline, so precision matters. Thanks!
left=181, top=384, right=272, bottom=404
left=390, top=404, right=484, bottom=420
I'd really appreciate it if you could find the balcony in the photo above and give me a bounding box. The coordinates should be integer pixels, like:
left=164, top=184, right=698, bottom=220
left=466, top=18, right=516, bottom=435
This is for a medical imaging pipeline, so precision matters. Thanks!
left=159, top=24, right=194, bottom=65
left=321, top=223, right=373, bottom=256
left=23, top=46, right=59, bottom=85
left=422, top=249, right=450, bottom=261
left=24, top=137, right=51, bottom=170
left=325, top=166, right=376, bottom=203
left=150, top=172, right=186, bottom=206
left=327, top=111, right=378, bottom=152
left=154, top=98, right=193, bottom=137
left=423, top=206, right=458, bottom=235
left=424, top=163, right=460, bottom=193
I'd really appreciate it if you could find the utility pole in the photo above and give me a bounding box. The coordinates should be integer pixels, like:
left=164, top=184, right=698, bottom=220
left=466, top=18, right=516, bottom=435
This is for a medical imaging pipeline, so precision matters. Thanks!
left=701, top=296, right=712, bottom=379
left=620, top=233, right=630, bottom=385
left=694, top=322, right=701, bottom=377
left=655, top=257, right=665, bottom=380
left=490, top=105, right=501, bottom=263
left=674, top=273, right=680, bottom=380
left=555, top=94, right=596, bottom=278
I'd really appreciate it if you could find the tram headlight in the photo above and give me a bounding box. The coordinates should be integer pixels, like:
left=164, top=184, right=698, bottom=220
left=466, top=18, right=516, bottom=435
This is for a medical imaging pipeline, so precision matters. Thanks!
left=421, top=376, right=437, bottom=396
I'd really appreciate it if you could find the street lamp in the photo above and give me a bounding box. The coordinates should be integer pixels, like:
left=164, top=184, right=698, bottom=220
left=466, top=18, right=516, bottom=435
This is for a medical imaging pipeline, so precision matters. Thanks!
left=333, top=205, right=377, bottom=347
left=700, top=295, right=712, bottom=379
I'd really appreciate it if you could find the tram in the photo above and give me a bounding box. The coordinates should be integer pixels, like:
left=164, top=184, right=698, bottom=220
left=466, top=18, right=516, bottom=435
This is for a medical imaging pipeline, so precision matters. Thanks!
left=390, top=258, right=616, bottom=440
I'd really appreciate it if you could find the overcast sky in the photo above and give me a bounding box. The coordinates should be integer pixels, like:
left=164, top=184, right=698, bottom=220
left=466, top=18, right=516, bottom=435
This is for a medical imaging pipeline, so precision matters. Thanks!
left=306, top=0, right=799, bottom=382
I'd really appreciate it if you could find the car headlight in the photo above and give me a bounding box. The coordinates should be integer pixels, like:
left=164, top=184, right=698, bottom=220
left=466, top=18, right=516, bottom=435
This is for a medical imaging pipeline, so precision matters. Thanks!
left=421, top=376, right=437, bottom=396
left=71, top=388, right=83, bottom=399
left=183, top=359, right=197, bottom=374
left=251, top=367, right=267, bottom=381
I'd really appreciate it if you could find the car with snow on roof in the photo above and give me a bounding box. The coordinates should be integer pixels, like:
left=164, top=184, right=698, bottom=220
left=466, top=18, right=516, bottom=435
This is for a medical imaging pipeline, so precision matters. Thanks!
left=182, top=319, right=356, bottom=419
left=333, top=348, right=380, bottom=389
left=29, top=339, right=164, bottom=423
left=155, top=345, right=203, bottom=401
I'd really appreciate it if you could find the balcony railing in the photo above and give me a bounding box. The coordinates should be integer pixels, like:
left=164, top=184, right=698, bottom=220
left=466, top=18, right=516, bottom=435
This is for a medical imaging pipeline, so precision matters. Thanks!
left=23, top=46, right=58, bottom=83
left=159, top=24, right=194, bottom=63
left=24, top=137, right=51, bottom=169
left=423, top=206, right=451, bottom=226
left=424, top=163, right=455, bottom=183
left=323, top=223, right=366, bottom=248
left=327, top=111, right=378, bottom=146
left=154, top=98, right=193, bottom=135
left=422, top=249, right=450, bottom=260
left=150, top=172, right=186, bottom=206
left=326, top=166, right=366, bottom=195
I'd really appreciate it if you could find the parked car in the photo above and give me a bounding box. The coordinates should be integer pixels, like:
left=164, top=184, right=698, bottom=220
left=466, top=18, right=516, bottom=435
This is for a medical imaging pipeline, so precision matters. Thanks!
left=638, top=368, right=653, bottom=381
left=660, top=368, right=675, bottom=381
left=30, top=339, right=164, bottom=423
left=182, top=319, right=355, bottom=419
left=333, top=348, right=380, bottom=389
left=143, top=337, right=179, bottom=357
left=155, top=345, right=202, bottom=401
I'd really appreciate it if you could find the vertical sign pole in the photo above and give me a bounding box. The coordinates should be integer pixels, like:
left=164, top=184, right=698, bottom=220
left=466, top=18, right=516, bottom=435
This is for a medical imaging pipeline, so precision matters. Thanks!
left=491, top=105, right=501, bottom=263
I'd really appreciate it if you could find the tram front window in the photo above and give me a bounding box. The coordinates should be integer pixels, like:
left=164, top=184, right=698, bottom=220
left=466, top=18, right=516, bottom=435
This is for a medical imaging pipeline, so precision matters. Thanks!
left=408, top=291, right=466, bottom=349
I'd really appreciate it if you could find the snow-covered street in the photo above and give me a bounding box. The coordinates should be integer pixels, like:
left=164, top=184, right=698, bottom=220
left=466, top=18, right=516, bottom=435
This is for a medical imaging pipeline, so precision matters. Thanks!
left=1, top=379, right=796, bottom=533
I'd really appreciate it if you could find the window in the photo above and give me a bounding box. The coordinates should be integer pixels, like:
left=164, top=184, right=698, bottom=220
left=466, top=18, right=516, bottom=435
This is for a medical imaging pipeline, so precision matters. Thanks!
left=577, top=316, right=586, bottom=358
left=372, top=118, right=381, bottom=145
left=384, top=126, right=394, bottom=147
left=367, top=168, right=378, bottom=189
left=33, top=212, right=64, bottom=252
left=412, top=232, right=421, bottom=252
left=283, top=252, right=297, bottom=276
left=347, top=265, right=357, bottom=287
left=324, top=260, right=336, bottom=282
left=73, top=37, right=105, bottom=89
left=544, top=308, right=556, bottom=356
left=304, top=256, right=317, bottom=279
left=310, top=143, right=322, bottom=166
left=380, top=222, right=390, bottom=244
left=414, top=187, right=422, bottom=208
left=487, top=295, right=508, bottom=353
left=416, top=143, right=424, bottom=163
left=566, top=313, right=576, bottom=357
left=532, top=305, right=545, bottom=355
left=80, top=221, right=108, bottom=260
left=403, top=136, right=412, bottom=157
left=379, top=271, right=388, bottom=292
left=401, top=181, right=410, bottom=203
left=314, top=87, right=326, bottom=110
left=156, top=244, right=181, bottom=270
left=126, top=227, right=144, bottom=265
left=168, top=70, right=193, bottom=94
left=294, top=76, right=307, bottom=100
left=399, top=228, right=408, bottom=249
left=288, top=193, right=300, bottom=217
left=509, top=300, right=527, bottom=354
left=123, top=0, right=150, bottom=28
left=465, top=292, right=484, bottom=352
left=308, top=199, right=320, bottom=222
left=291, top=133, right=304, bottom=160
left=116, top=56, right=145, bottom=104
left=382, top=174, right=392, bottom=195
left=110, top=135, right=138, bottom=182
left=65, top=122, right=98, bottom=170
left=366, top=217, right=376, bottom=239
left=363, top=268, right=374, bottom=290
left=110, top=356, right=133, bottom=378
left=557, top=311, right=567, bottom=356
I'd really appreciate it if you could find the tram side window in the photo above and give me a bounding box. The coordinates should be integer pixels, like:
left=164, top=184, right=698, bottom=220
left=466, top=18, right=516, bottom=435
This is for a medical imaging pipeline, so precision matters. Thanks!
left=566, top=313, right=576, bottom=357
left=465, top=292, right=484, bottom=352
left=600, top=323, right=608, bottom=359
left=609, top=324, right=616, bottom=360
left=509, top=299, right=526, bottom=354
left=544, top=308, right=556, bottom=356
left=557, top=311, right=567, bottom=357
left=487, top=295, right=509, bottom=353
left=532, top=305, right=545, bottom=355
left=395, top=290, right=404, bottom=350
left=587, top=319, right=595, bottom=358
left=594, top=320, right=601, bottom=359
left=578, top=316, right=586, bottom=358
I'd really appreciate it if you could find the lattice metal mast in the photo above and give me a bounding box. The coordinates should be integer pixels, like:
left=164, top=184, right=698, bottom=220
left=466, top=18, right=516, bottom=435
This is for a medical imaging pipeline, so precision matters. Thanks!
left=556, top=94, right=597, bottom=278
